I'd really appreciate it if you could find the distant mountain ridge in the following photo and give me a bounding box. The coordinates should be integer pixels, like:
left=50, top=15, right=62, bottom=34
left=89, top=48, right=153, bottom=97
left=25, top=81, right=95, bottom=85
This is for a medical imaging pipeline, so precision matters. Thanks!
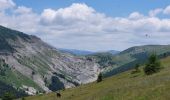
left=58, top=48, right=120, bottom=56
left=107, top=50, right=120, bottom=55
left=58, top=48, right=95, bottom=56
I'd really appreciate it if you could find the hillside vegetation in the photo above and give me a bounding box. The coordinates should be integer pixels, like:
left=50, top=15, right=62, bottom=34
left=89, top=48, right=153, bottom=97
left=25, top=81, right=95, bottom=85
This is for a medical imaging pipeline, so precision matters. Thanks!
left=22, top=56, right=170, bottom=100
left=88, top=45, right=170, bottom=77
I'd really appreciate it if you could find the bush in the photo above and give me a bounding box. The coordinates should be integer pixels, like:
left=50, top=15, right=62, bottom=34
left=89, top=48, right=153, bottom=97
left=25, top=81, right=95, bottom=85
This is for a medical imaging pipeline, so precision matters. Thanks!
left=135, top=64, right=140, bottom=72
left=97, top=73, right=103, bottom=83
left=131, top=64, right=141, bottom=74
left=2, top=92, right=14, bottom=100
left=144, top=54, right=161, bottom=75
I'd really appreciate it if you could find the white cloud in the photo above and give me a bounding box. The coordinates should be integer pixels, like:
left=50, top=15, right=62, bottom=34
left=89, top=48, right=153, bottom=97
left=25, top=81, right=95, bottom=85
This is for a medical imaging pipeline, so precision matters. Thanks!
left=40, top=3, right=98, bottom=26
left=163, top=5, right=170, bottom=15
left=149, top=8, right=163, bottom=17
left=14, top=6, right=32, bottom=14
left=129, top=12, right=144, bottom=20
left=39, top=3, right=110, bottom=38
left=0, top=1, right=170, bottom=51
left=0, top=0, right=15, bottom=11
left=41, top=9, right=56, bottom=24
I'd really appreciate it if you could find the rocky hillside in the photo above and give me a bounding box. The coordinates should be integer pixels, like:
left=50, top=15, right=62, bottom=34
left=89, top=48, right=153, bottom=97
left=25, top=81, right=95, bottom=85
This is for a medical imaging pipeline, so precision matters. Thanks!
left=0, top=26, right=100, bottom=96
left=24, top=56, right=170, bottom=100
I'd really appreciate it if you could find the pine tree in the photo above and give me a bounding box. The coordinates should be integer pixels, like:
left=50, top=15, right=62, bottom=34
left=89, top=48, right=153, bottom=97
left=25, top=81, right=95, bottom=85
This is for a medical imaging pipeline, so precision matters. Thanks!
left=97, top=73, right=103, bottom=83
left=144, top=54, right=161, bottom=75
left=135, top=64, right=140, bottom=72
left=2, top=92, right=14, bottom=100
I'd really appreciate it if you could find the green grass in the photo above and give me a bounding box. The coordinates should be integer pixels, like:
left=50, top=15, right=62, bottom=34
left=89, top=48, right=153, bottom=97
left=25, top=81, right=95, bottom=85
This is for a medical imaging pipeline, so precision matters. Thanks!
left=21, top=56, right=170, bottom=100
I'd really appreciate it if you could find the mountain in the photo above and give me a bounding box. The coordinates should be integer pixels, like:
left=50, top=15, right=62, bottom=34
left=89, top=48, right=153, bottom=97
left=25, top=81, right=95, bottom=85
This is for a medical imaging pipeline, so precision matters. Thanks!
left=58, top=48, right=120, bottom=56
left=58, top=48, right=95, bottom=56
left=23, top=56, right=170, bottom=100
left=86, top=52, right=114, bottom=69
left=86, top=45, right=170, bottom=77
left=2, top=25, right=170, bottom=99
left=0, top=25, right=100, bottom=97
left=107, top=50, right=120, bottom=55
left=103, top=45, right=170, bottom=77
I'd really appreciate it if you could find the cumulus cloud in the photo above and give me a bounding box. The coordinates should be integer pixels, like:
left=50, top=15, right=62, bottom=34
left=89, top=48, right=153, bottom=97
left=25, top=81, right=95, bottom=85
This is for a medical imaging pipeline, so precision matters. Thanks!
left=0, top=0, right=15, bottom=11
left=163, top=5, right=170, bottom=15
left=129, top=12, right=144, bottom=19
left=0, top=0, right=170, bottom=51
left=39, top=3, right=111, bottom=38
left=41, top=3, right=96, bottom=25
left=149, top=8, right=163, bottom=17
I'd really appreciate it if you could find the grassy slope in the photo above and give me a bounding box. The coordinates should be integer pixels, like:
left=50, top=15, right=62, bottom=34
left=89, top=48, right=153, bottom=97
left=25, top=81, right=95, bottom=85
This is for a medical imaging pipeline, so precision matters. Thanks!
left=22, top=56, right=170, bottom=100
left=90, top=45, right=170, bottom=77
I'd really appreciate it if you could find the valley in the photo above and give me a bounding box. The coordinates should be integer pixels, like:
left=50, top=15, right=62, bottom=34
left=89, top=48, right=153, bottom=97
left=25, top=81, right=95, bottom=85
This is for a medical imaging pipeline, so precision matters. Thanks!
left=0, top=26, right=170, bottom=99
left=0, top=0, right=170, bottom=100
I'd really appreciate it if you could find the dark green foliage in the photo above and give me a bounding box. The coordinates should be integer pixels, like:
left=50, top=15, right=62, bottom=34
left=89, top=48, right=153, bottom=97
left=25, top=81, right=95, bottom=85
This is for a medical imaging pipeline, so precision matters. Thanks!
left=44, top=77, right=48, bottom=86
left=144, top=54, right=162, bottom=75
left=163, top=53, right=167, bottom=57
left=0, top=39, right=14, bottom=53
left=0, top=81, right=27, bottom=98
left=131, top=64, right=140, bottom=74
left=135, top=64, right=140, bottom=71
left=32, top=71, right=35, bottom=75
left=49, top=76, right=65, bottom=91
left=52, top=72, right=79, bottom=87
left=2, top=92, right=14, bottom=100
left=97, top=73, right=103, bottom=83
left=87, top=53, right=114, bottom=68
left=0, top=59, right=9, bottom=76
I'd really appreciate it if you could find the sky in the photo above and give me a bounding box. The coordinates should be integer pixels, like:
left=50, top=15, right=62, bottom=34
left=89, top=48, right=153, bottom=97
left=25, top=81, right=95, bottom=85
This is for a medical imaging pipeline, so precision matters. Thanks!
left=0, top=0, right=170, bottom=51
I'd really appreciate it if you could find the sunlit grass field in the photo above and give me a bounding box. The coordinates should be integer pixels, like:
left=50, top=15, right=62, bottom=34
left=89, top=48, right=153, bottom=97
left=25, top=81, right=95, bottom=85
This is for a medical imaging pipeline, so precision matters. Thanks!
left=21, top=56, right=170, bottom=100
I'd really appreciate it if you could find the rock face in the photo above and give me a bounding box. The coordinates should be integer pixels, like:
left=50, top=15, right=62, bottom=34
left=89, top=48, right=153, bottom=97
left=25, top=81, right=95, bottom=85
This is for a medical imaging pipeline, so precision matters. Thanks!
left=0, top=26, right=100, bottom=94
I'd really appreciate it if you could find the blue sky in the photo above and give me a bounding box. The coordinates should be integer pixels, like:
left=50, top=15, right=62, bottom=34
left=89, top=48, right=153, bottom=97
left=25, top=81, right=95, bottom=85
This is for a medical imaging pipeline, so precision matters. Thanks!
left=1, top=0, right=170, bottom=51
left=14, top=0, right=170, bottom=17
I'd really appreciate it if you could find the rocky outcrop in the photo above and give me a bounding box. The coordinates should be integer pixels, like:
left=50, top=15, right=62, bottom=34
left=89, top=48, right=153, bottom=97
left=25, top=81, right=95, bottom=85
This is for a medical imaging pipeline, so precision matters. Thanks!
left=0, top=26, right=100, bottom=94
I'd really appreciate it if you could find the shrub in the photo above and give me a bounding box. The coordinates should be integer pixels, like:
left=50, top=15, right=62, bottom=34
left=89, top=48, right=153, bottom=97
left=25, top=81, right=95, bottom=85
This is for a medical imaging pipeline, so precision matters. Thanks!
left=144, top=54, right=161, bottom=75
left=97, top=73, right=103, bottom=83
left=2, top=92, right=14, bottom=100
left=135, top=64, right=140, bottom=72
left=131, top=64, right=140, bottom=74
